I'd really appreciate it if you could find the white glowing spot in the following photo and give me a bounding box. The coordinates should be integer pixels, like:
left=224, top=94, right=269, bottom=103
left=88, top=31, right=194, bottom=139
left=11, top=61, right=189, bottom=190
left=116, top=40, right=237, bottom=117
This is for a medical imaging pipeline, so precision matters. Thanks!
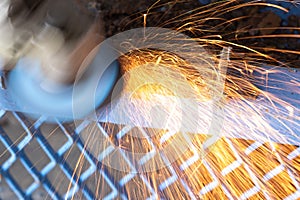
left=286, top=106, right=294, bottom=117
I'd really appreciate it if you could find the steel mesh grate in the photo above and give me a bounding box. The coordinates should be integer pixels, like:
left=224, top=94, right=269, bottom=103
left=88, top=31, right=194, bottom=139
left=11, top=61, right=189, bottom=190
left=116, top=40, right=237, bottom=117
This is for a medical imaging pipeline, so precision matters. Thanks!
left=0, top=111, right=299, bottom=200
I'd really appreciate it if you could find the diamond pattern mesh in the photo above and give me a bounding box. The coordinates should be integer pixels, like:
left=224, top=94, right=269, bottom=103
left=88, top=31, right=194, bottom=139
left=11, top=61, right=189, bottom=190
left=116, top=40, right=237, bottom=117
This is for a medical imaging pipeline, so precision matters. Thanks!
left=0, top=111, right=299, bottom=199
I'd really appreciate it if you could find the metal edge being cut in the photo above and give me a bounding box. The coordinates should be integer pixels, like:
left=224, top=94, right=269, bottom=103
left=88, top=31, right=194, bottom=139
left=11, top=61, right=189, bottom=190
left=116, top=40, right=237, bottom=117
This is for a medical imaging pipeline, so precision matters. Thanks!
left=0, top=64, right=299, bottom=146
left=97, top=66, right=300, bottom=146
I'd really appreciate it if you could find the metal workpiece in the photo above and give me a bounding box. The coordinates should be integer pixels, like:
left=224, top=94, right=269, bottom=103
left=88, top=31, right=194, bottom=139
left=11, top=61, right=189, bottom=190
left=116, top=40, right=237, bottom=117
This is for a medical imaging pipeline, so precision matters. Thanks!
left=0, top=66, right=299, bottom=199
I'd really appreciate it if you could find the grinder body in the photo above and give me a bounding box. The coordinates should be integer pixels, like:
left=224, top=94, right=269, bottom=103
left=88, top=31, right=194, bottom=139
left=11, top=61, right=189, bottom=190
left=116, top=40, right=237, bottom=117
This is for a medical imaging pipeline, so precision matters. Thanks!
left=1, top=0, right=120, bottom=122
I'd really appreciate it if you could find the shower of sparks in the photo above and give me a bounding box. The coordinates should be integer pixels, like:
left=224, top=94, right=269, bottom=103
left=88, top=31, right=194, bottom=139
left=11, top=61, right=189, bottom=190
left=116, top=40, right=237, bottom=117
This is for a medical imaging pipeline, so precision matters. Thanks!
left=71, top=1, right=300, bottom=199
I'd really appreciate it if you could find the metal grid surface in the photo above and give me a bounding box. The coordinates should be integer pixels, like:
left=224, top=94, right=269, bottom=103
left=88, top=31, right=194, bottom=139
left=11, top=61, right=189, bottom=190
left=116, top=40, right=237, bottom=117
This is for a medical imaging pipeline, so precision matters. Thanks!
left=1, top=1, right=300, bottom=199
left=0, top=110, right=299, bottom=200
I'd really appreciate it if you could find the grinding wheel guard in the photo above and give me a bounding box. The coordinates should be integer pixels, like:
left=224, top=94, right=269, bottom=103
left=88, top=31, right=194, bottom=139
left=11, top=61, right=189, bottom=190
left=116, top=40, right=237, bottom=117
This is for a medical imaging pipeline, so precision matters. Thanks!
left=7, top=45, right=120, bottom=122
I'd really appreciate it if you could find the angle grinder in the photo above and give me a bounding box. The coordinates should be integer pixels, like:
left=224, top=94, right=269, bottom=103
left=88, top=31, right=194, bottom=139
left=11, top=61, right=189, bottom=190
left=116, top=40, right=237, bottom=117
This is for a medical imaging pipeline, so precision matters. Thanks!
left=0, top=0, right=120, bottom=122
